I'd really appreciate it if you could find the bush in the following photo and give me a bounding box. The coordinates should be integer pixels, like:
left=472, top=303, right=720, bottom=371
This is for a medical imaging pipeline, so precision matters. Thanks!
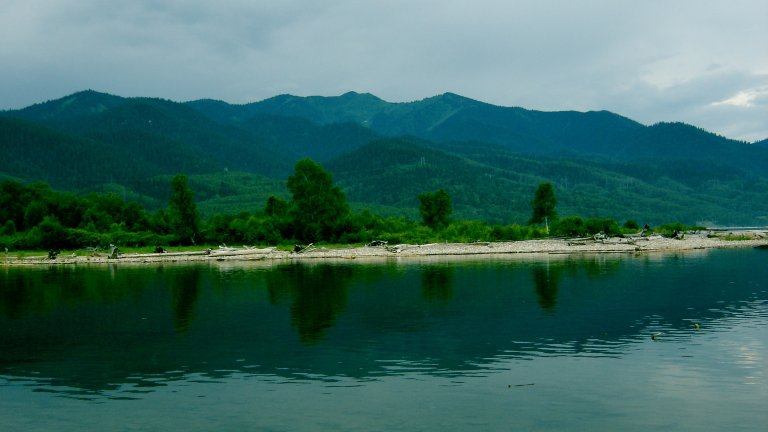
left=442, top=220, right=492, bottom=243
left=584, top=218, right=621, bottom=236
left=38, top=216, right=69, bottom=249
left=623, top=219, right=640, bottom=230
left=1, top=220, right=16, bottom=236
left=489, top=224, right=544, bottom=241
left=66, top=228, right=103, bottom=248
left=552, top=216, right=586, bottom=237
left=656, top=222, right=706, bottom=236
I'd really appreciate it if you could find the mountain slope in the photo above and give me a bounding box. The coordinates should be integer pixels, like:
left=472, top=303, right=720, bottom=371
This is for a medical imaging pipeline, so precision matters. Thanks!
left=8, top=90, right=127, bottom=122
left=191, top=92, right=768, bottom=176
left=3, top=90, right=768, bottom=225
left=327, top=138, right=768, bottom=225
left=237, top=113, right=380, bottom=162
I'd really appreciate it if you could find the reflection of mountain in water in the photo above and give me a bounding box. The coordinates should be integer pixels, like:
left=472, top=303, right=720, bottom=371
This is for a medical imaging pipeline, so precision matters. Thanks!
left=1, top=249, right=767, bottom=394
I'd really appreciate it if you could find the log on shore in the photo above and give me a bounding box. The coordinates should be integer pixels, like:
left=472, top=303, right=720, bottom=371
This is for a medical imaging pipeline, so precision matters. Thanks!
left=207, top=247, right=276, bottom=257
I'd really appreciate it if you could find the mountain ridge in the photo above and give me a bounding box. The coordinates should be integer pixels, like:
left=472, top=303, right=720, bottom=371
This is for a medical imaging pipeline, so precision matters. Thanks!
left=185, top=90, right=766, bottom=168
left=2, top=89, right=767, bottom=225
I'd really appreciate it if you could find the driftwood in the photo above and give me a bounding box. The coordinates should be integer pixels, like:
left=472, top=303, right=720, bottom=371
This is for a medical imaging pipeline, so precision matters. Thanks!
left=293, top=243, right=316, bottom=254
left=122, top=250, right=211, bottom=259
left=208, top=247, right=276, bottom=257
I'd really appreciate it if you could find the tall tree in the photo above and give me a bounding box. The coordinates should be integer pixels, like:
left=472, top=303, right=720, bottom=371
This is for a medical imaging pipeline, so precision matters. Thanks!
left=529, top=182, right=557, bottom=232
left=168, top=173, right=199, bottom=245
left=419, top=189, right=452, bottom=229
left=286, top=159, right=349, bottom=242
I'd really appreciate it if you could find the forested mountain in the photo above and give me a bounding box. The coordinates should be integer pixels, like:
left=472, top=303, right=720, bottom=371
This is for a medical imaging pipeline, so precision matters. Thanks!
left=327, top=138, right=768, bottom=225
left=188, top=91, right=390, bottom=126
left=2, top=90, right=767, bottom=225
left=198, top=91, right=768, bottom=171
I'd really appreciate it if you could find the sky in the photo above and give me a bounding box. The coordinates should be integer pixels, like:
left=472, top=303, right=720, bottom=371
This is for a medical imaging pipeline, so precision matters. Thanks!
left=2, top=0, right=767, bottom=142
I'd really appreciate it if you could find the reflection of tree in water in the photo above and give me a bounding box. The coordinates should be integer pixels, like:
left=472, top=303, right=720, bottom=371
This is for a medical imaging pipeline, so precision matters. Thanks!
left=167, top=267, right=202, bottom=334
left=266, top=264, right=353, bottom=344
left=581, top=256, right=622, bottom=278
left=421, top=266, right=454, bottom=303
left=532, top=264, right=562, bottom=312
left=0, top=272, right=31, bottom=319
left=0, top=267, right=151, bottom=319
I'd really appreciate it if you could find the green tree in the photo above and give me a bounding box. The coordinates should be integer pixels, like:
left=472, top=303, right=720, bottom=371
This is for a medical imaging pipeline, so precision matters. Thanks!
left=168, top=173, right=200, bottom=245
left=623, top=219, right=639, bottom=230
left=38, top=216, right=69, bottom=250
left=265, top=195, right=289, bottom=217
left=529, top=182, right=557, bottom=231
left=419, top=189, right=452, bottom=229
left=286, top=159, right=349, bottom=242
left=23, top=200, right=48, bottom=229
left=0, top=180, right=29, bottom=230
left=552, top=215, right=585, bottom=237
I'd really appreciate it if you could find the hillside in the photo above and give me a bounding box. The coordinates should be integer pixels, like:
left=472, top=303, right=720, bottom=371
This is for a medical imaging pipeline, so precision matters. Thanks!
left=199, top=91, right=768, bottom=173
left=2, top=90, right=768, bottom=225
left=327, top=138, right=768, bottom=225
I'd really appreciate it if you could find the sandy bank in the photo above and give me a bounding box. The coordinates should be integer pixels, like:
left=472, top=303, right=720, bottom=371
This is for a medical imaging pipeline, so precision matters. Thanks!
left=3, top=230, right=767, bottom=267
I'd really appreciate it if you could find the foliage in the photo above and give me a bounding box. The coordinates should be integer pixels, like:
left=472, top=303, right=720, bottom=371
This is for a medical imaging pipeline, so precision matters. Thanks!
left=418, top=189, right=452, bottom=229
left=0, top=175, right=732, bottom=254
left=552, top=216, right=622, bottom=237
left=552, top=216, right=587, bottom=237
left=4, top=90, right=768, bottom=227
left=719, top=234, right=753, bottom=241
left=584, top=218, right=622, bottom=237
left=286, top=159, right=349, bottom=242
left=530, top=182, right=557, bottom=225
left=0, top=179, right=168, bottom=251
left=265, top=195, right=289, bottom=217
left=168, top=174, right=200, bottom=245
left=654, top=222, right=706, bottom=236
left=623, top=220, right=639, bottom=230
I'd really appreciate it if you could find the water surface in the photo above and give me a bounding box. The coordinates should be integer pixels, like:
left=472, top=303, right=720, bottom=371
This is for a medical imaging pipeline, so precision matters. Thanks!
left=2, top=249, right=767, bottom=431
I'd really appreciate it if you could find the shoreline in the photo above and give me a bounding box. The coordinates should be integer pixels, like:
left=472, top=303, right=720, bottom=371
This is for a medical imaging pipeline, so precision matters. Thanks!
left=3, top=230, right=767, bottom=267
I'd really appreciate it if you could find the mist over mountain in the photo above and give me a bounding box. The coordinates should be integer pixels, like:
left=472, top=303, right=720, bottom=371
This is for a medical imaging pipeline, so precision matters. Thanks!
left=2, top=90, right=767, bottom=225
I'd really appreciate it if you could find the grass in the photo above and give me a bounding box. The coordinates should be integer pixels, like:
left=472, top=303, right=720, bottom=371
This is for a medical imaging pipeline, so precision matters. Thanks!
left=720, top=234, right=753, bottom=241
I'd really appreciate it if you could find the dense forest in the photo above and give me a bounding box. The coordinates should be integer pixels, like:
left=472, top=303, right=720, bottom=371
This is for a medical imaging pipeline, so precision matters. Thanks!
left=2, top=90, right=768, bottom=229
left=1, top=158, right=701, bottom=253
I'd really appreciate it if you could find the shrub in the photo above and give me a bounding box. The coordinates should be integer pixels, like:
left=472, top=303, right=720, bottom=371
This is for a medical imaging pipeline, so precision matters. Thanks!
left=585, top=218, right=621, bottom=236
left=623, top=220, right=639, bottom=230
left=442, top=220, right=492, bottom=243
left=656, top=222, right=705, bottom=236
left=552, top=216, right=586, bottom=237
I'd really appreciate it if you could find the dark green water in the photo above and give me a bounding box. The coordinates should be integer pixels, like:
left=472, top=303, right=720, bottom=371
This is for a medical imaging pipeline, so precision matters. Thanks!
left=1, top=249, right=767, bottom=431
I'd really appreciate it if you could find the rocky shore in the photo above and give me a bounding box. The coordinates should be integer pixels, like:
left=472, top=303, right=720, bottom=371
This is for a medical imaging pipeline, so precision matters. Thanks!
left=3, top=230, right=767, bottom=266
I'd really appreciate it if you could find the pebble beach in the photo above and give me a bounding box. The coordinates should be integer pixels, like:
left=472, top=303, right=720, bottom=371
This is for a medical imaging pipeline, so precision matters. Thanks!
left=4, top=230, right=767, bottom=266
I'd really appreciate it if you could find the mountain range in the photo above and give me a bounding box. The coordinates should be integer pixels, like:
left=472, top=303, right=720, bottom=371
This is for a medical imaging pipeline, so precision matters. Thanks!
left=2, top=90, right=767, bottom=226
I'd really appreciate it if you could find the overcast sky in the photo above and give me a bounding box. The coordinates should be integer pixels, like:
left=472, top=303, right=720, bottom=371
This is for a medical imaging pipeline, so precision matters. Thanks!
left=2, top=0, right=766, bottom=141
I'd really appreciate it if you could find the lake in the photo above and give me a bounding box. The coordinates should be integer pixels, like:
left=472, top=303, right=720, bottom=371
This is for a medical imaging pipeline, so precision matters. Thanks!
left=2, top=249, right=767, bottom=431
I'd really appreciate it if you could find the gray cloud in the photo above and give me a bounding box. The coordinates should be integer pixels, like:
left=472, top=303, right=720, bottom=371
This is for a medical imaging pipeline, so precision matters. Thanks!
left=2, top=0, right=766, bottom=141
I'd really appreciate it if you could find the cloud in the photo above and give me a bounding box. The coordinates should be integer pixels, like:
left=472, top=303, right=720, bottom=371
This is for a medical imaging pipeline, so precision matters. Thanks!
left=1, top=0, right=767, bottom=141
left=712, top=87, right=768, bottom=108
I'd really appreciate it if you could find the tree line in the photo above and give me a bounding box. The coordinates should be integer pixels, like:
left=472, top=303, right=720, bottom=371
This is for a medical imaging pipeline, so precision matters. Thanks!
left=0, top=158, right=694, bottom=252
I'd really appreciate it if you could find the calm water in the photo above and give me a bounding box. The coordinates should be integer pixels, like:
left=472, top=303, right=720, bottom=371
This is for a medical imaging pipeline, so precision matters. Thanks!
left=1, top=249, right=767, bottom=431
